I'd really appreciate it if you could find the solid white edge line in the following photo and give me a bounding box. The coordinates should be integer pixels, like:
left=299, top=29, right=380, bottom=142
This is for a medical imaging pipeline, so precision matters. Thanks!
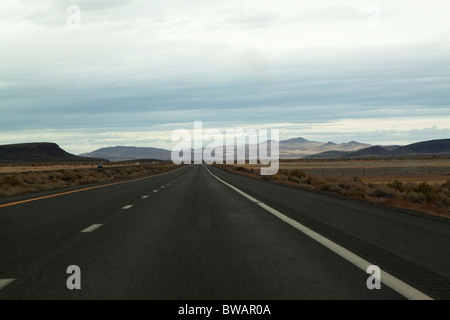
left=0, top=279, right=16, bottom=290
left=204, top=165, right=433, bottom=300
left=81, top=224, right=103, bottom=233
left=206, top=171, right=261, bottom=203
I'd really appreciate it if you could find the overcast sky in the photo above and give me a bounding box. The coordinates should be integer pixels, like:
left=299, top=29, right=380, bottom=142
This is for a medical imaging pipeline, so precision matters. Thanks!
left=1, top=0, right=449, bottom=154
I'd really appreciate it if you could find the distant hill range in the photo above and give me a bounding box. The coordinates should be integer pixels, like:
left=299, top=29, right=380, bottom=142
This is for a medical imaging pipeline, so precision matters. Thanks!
left=278, top=137, right=371, bottom=158
left=80, top=146, right=172, bottom=162
left=79, top=138, right=371, bottom=161
left=2, top=138, right=448, bottom=163
left=306, top=139, right=450, bottom=159
left=79, top=138, right=450, bottom=161
left=0, top=142, right=107, bottom=162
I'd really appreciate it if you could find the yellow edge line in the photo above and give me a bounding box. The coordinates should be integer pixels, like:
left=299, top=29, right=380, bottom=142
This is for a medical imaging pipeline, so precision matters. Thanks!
left=0, top=166, right=186, bottom=208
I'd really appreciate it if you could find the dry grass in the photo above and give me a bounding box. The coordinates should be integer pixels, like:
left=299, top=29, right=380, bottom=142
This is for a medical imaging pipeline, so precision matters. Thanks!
left=0, top=162, right=136, bottom=174
left=0, top=162, right=179, bottom=198
left=234, top=159, right=450, bottom=184
left=216, top=163, right=450, bottom=219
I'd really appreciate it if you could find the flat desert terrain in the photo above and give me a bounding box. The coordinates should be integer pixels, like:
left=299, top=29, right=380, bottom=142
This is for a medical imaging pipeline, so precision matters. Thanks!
left=222, top=158, right=450, bottom=218
left=0, top=162, right=138, bottom=174
left=235, top=159, right=450, bottom=184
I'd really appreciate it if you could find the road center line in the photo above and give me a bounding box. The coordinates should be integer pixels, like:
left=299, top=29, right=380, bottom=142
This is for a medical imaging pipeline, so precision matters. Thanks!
left=81, top=224, right=103, bottom=233
left=122, top=205, right=133, bottom=210
left=0, top=279, right=15, bottom=290
left=204, top=165, right=433, bottom=301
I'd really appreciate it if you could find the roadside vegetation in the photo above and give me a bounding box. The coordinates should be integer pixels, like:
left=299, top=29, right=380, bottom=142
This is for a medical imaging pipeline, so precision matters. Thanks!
left=216, top=164, right=450, bottom=218
left=0, top=162, right=178, bottom=198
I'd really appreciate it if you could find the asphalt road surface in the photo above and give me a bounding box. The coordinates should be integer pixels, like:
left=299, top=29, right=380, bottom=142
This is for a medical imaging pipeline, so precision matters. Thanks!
left=0, top=164, right=449, bottom=299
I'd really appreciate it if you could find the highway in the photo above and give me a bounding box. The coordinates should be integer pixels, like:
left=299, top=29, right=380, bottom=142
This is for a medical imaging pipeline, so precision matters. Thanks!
left=0, top=164, right=449, bottom=299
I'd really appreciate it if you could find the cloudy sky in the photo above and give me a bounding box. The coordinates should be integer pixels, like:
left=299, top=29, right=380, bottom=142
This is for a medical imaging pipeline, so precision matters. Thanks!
left=1, top=0, right=449, bottom=154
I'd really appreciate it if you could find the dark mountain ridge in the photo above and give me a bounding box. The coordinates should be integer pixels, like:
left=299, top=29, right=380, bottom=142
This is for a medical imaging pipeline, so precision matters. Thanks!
left=0, top=142, right=107, bottom=162
left=307, top=139, right=450, bottom=159
left=80, top=146, right=172, bottom=162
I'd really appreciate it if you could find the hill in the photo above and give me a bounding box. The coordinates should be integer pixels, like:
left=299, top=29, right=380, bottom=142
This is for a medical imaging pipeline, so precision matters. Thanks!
left=346, top=145, right=391, bottom=157
left=302, top=150, right=352, bottom=159
left=306, top=139, right=450, bottom=159
left=0, top=142, right=107, bottom=162
left=391, top=139, right=450, bottom=156
left=278, top=137, right=370, bottom=158
left=80, top=146, right=172, bottom=162
left=79, top=137, right=371, bottom=161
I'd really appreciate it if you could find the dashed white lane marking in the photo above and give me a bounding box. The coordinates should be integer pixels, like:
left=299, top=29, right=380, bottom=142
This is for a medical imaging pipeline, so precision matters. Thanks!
left=0, top=279, right=15, bottom=290
left=81, top=224, right=103, bottom=233
left=161, top=186, right=165, bottom=188
left=204, top=165, right=433, bottom=301
left=166, top=183, right=170, bottom=185
left=153, top=190, right=159, bottom=193
left=142, top=195, right=148, bottom=199
left=122, top=205, right=133, bottom=210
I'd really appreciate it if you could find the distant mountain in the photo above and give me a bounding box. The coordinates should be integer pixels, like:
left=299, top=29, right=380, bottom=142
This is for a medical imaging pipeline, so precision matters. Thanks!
left=323, top=141, right=338, bottom=147
left=347, top=145, right=390, bottom=157
left=80, top=138, right=371, bottom=161
left=279, top=137, right=371, bottom=158
left=0, top=142, right=106, bottom=162
left=391, top=139, right=450, bottom=156
left=303, top=150, right=351, bottom=159
left=339, top=141, right=369, bottom=149
left=306, top=139, right=450, bottom=159
left=80, top=146, right=172, bottom=162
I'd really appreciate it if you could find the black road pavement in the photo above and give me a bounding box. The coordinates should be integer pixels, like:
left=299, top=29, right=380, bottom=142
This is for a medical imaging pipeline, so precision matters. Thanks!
left=0, top=164, right=449, bottom=299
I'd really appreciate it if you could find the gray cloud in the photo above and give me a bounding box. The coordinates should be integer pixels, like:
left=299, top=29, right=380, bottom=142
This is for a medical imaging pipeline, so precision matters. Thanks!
left=1, top=0, right=449, bottom=153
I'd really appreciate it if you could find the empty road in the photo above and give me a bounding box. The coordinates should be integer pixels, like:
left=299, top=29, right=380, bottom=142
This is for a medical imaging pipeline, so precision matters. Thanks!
left=0, top=164, right=449, bottom=299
